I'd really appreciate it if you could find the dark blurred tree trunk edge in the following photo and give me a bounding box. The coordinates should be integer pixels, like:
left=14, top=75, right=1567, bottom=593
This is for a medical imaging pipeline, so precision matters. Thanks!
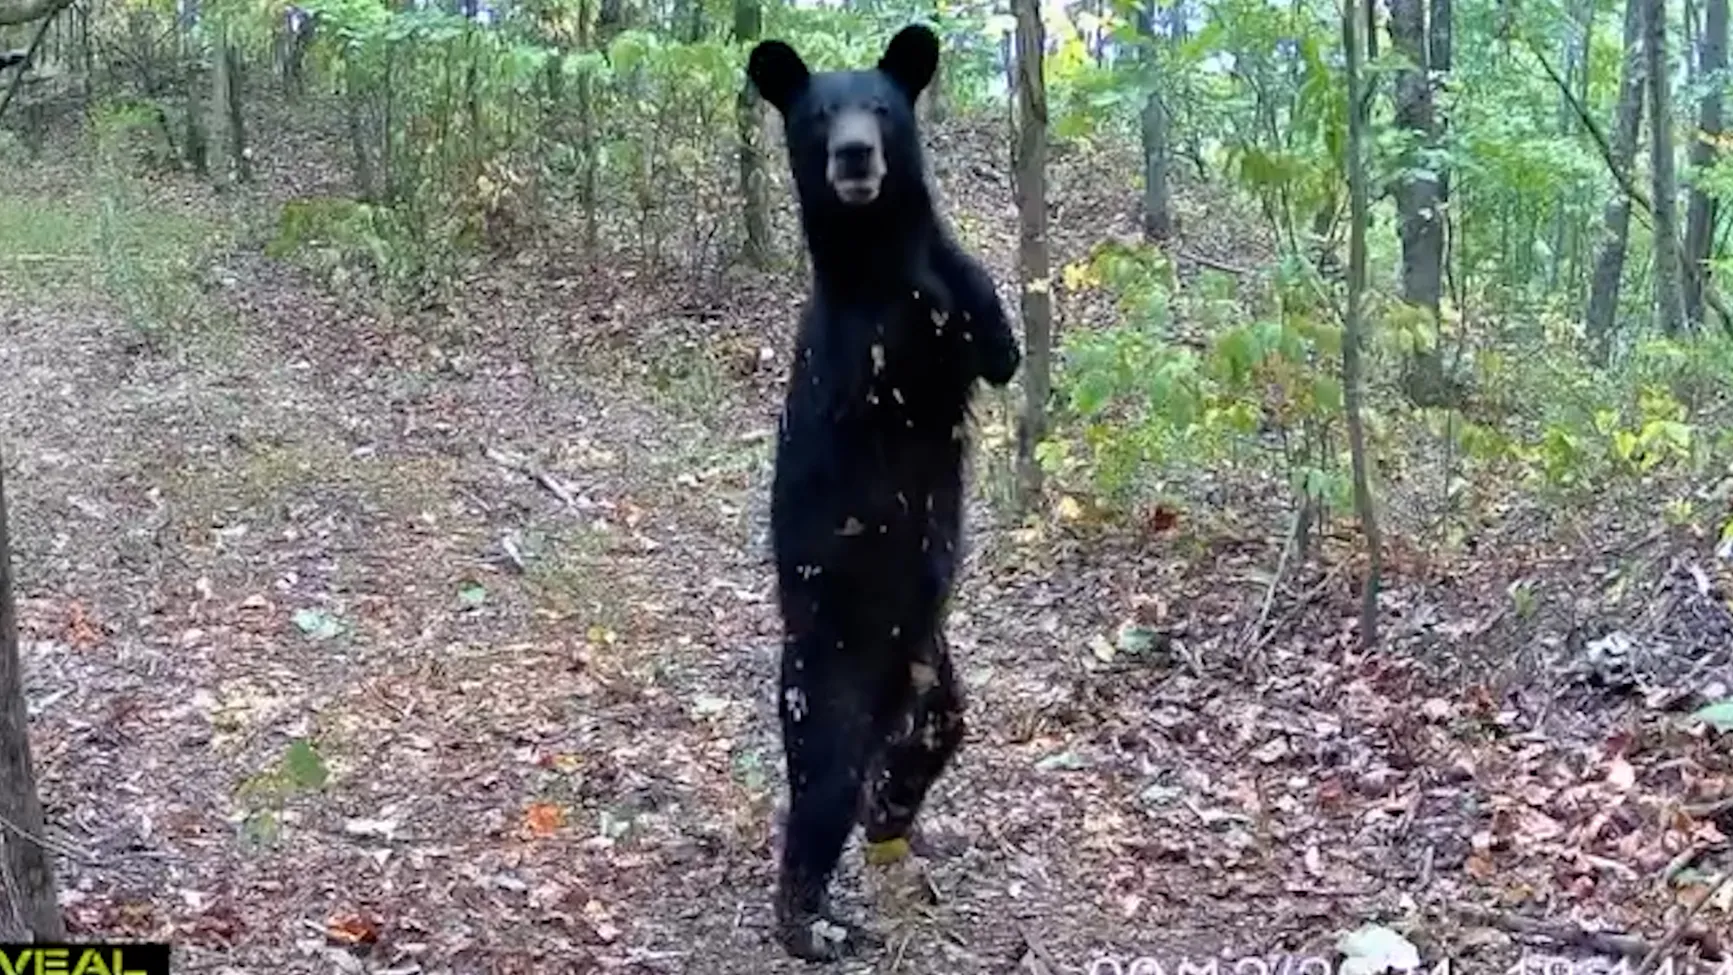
left=0, top=461, right=64, bottom=941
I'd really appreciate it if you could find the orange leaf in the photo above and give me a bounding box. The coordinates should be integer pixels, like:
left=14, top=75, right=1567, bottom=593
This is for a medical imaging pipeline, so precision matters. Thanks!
left=65, top=602, right=101, bottom=649
left=524, top=801, right=567, bottom=837
left=1465, top=852, right=1497, bottom=880
left=326, top=913, right=380, bottom=946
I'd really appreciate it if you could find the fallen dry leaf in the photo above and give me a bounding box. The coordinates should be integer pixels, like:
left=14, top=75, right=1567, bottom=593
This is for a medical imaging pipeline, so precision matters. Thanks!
left=326, top=913, right=381, bottom=947
left=523, top=801, right=567, bottom=837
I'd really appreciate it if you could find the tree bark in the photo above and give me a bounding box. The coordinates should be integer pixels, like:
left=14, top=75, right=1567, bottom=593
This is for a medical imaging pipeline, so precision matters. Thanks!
left=0, top=462, right=66, bottom=941
left=1649, top=0, right=1689, bottom=335
left=1550, top=0, right=1593, bottom=289
left=1586, top=0, right=1649, bottom=358
left=1138, top=0, right=1172, bottom=242
left=1012, top=0, right=1052, bottom=510
left=1390, top=0, right=1443, bottom=313
left=734, top=0, right=770, bottom=268
left=1344, top=0, right=1383, bottom=651
left=219, top=32, right=250, bottom=184
left=578, top=0, right=598, bottom=252
left=1686, top=0, right=1727, bottom=327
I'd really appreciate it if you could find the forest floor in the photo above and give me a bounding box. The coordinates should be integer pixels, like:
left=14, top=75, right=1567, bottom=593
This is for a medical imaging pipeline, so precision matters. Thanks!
left=1, top=101, right=1732, bottom=975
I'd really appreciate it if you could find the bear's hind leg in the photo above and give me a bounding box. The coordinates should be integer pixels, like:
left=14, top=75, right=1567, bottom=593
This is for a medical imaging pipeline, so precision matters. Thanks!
left=775, top=632, right=892, bottom=961
left=861, top=629, right=966, bottom=863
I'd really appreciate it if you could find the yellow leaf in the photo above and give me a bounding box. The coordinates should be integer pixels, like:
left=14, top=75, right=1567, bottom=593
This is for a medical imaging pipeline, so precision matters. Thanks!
left=1056, top=496, right=1085, bottom=521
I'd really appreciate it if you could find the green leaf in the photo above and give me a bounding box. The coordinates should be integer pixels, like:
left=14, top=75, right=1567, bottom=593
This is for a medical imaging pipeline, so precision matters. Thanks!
left=1689, top=699, right=1733, bottom=732
left=292, top=608, right=342, bottom=641
left=1115, top=622, right=1160, bottom=655
left=284, top=739, right=330, bottom=790
left=458, top=582, right=488, bottom=608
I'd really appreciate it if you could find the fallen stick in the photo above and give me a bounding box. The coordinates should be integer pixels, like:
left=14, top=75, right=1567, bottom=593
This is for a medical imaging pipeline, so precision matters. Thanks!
left=1637, top=873, right=1733, bottom=975
left=1452, top=904, right=1656, bottom=959
left=1451, top=903, right=1725, bottom=962
left=1683, top=795, right=1733, bottom=820
left=1181, top=251, right=1255, bottom=276
left=482, top=442, right=579, bottom=508
left=1240, top=506, right=1304, bottom=665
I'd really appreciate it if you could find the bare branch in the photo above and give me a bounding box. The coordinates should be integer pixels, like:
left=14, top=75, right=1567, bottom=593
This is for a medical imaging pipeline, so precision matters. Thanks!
left=0, top=0, right=72, bottom=27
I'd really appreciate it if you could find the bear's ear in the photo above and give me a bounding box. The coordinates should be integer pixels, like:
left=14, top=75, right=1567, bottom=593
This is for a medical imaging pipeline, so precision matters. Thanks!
left=748, top=40, right=810, bottom=114
left=878, top=24, right=939, bottom=100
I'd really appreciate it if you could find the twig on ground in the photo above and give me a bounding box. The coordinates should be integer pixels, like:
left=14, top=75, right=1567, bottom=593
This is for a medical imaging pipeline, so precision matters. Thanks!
left=483, top=442, right=578, bottom=508
left=1453, top=901, right=1726, bottom=963
left=1017, top=926, right=1060, bottom=974
left=889, top=931, right=911, bottom=971
left=1636, top=872, right=1733, bottom=975
left=1452, top=904, right=1654, bottom=958
left=1659, top=843, right=1717, bottom=887
left=1684, top=795, right=1733, bottom=820
left=1180, top=251, right=1254, bottom=276
left=1240, top=505, right=1304, bottom=668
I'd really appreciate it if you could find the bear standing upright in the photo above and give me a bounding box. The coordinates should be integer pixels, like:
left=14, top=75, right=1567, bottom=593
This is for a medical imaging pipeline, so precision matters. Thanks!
left=747, top=24, right=1022, bottom=962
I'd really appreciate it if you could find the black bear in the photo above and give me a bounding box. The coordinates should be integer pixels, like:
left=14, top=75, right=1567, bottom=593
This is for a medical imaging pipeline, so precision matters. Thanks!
left=747, top=24, right=1022, bottom=961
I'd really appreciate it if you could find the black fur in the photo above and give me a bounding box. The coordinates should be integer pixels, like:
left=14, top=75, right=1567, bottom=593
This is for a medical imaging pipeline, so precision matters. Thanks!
left=750, top=23, right=1020, bottom=962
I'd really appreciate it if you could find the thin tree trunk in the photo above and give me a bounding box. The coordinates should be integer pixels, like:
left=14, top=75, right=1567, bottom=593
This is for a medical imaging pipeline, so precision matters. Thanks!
left=1343, top=0, right=1382, bottom=651
left=1686, top=0, right=1727, bottom=327
left=180, top=0, right=207, bottom=176
left=1012, top=0, right=1052, bottom=511
left=1431, top=0, right=1453, bottom=279
left=1138, top=0, right=1172, bottom=242
left=578, top=0, right=599, bottom=253
left=344, top=61, right=375, bottom=200
left=1649, top=0, right=1689, bottom=335
left=1550, top=0, right=1592, bottom=288
left=734, top=0, right=769, bottom=268
left=1586, top=0, right=1649, bottom=358
left=0, top=461, right=66, bottom=941
left=220, top=32, right=249, bottom=184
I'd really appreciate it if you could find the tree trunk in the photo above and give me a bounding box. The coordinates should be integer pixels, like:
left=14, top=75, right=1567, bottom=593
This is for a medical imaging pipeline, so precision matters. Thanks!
left=1138, top=0, right=1172, bottom=242
left=578, top=0, right=598, bottom=252
left=1649, top=0, right=1689, bottom=335
left=1391, top=0, right=1453, bottom=407
left=1431, top=0, right=1452, bottom=276
left=1686, top=0, right=1727, bottom=327
left=1343, top=0, right=1382, bottom=651
left=1550, top=0, right=1593, bottom=289
left=1390, top=0, right=1443, bottom=313
left=344, top=60, right=375, bottom=200
left=1586, top=0, right=1649, bottom=358
left=1012, top=0, right=1052, bottom=511
left=220, top=33, right=249, bottom=184
left=179, top=0, right=207, bottom=176
left=734, top=0, right=769, bottom=268
left=0, top=462, right=66, bottom=941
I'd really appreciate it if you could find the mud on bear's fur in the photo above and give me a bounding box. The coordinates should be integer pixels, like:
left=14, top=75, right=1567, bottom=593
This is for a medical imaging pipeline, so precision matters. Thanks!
left=748, top=23, right=1022, bottom=962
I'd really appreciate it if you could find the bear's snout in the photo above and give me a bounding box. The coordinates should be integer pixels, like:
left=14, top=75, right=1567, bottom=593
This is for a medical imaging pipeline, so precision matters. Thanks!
left=826, top=109, right=886, bottom=205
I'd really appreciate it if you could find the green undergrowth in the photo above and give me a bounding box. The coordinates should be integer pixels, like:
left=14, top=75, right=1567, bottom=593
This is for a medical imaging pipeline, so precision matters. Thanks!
left=0, top=101, right=242, bottom=358
left=1039, top=237, right=1733, bottom=551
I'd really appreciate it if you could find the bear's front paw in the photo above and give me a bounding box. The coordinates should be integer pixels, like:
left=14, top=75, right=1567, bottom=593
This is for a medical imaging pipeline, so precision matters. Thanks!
left=963, top=307, right=1021, bottom=387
